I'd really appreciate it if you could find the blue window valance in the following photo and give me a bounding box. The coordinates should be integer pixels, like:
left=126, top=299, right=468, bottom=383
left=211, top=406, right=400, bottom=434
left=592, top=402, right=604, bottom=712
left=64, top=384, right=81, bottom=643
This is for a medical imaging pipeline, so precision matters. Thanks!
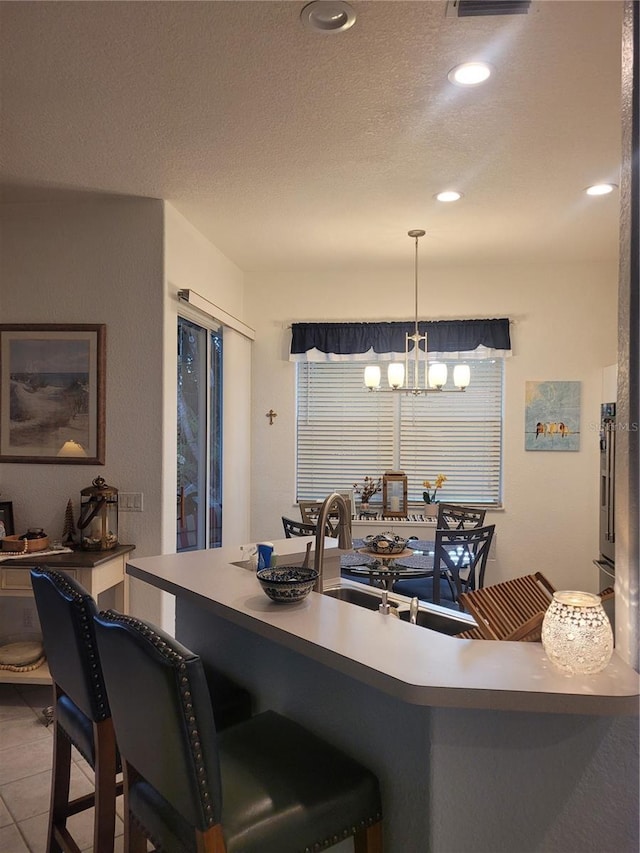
left=290, top=318, right=511, bottom=362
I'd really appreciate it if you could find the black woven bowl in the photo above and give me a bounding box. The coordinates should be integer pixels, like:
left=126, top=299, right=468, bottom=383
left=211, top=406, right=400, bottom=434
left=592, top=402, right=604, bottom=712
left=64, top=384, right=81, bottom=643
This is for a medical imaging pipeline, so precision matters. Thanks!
left=256, top=566, right=319, bottom=603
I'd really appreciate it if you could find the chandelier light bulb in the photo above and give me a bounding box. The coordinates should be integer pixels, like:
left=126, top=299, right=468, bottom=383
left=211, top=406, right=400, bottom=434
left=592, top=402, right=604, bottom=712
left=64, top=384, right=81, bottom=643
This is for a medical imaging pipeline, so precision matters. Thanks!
left=387, top=362, right=405, bottom=390
left=453, top=364, right=471, bottom=389
left=428, top=363, right=448, bottom=389
left=364, top=365, right=381, bottom=389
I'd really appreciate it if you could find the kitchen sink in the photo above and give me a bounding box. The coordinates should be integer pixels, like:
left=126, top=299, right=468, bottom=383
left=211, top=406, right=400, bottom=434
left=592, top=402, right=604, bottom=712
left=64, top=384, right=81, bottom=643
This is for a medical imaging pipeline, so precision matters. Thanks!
left=397, top=607, right=473, bottom=635
left=323, top=582, right=477, bottom=635
left=323, top=586, right=387, bottom=611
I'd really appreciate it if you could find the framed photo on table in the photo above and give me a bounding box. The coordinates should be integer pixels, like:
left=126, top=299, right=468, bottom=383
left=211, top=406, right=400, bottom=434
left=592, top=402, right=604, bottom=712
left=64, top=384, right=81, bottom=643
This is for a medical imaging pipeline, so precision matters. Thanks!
left=0, top=501, right=14, bottom=538
left=0, top=324, right=106, bottom=464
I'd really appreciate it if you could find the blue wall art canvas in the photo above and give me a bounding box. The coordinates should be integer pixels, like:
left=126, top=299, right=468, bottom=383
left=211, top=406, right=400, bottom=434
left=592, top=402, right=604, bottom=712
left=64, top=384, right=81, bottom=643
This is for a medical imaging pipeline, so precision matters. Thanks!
left=525, top=381, right=581, bottom=451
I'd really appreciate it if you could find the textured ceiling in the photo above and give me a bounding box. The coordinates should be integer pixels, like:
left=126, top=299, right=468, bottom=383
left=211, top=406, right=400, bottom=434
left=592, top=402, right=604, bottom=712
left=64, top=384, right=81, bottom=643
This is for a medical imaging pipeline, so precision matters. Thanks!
left=0, top=1, right=624, bottom=272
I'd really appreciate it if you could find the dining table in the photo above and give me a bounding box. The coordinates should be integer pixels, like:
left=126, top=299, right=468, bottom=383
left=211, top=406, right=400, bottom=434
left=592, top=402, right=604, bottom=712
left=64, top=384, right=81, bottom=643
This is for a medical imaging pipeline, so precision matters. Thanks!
left=342, top=538, right=437, bottom=591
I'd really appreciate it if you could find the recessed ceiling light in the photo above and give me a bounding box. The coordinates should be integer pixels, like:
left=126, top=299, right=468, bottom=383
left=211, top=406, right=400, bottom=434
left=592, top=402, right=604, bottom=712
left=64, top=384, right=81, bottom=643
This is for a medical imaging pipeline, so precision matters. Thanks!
left=585, top=183, right=617, bottom=196
left=448, top=61, right=492, bottom=87
left=435, top=190, right=463, bottom=203
left=300, top=1, right=356, bottom=33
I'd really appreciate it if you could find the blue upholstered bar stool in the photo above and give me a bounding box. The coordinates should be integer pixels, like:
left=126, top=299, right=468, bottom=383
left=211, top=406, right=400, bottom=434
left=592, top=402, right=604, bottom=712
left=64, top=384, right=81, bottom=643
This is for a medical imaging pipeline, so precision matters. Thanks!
left=30, top=568, right=121, bottom=853
left=94, top=610, right=384, bottom=853
left=31, top=568, right=254, bottom=853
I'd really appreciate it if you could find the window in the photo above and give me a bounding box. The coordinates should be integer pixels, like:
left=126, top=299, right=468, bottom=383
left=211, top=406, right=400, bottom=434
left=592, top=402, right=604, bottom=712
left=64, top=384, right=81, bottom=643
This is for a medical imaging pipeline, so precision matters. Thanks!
left=296, top=358, right=503, bottom=505
left=177, top=317, right=223, bottom=551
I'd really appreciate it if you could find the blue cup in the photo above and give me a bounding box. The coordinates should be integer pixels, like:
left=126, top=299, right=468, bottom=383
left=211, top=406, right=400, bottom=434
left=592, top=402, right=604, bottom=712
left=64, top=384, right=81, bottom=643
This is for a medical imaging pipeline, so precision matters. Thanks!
left=257, top=543, right=274, bottom=570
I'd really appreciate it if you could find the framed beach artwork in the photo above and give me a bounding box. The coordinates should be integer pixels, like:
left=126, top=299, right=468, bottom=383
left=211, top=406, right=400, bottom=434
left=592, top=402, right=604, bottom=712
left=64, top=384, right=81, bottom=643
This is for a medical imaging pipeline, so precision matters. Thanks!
left=0, top=324, right=105, bottom=464
left=525, top=380, right=580, bottom=451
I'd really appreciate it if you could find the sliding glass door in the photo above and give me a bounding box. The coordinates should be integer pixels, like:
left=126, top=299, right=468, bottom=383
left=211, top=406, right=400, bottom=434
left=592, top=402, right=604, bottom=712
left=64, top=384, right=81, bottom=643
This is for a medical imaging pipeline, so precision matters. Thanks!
left=177, top=317, right=223, bottom=551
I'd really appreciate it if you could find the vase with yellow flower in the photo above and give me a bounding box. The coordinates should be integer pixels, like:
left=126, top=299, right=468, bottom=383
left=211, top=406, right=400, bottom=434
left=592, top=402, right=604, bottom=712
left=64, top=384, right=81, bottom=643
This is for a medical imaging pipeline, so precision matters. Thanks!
left=422, top=474, right=447, bottom=517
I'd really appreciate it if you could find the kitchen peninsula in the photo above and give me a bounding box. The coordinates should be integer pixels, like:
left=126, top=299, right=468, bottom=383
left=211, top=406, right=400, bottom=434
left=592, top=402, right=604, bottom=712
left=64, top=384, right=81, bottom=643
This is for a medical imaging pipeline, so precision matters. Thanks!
left=127, top=540, right=639, bottom=853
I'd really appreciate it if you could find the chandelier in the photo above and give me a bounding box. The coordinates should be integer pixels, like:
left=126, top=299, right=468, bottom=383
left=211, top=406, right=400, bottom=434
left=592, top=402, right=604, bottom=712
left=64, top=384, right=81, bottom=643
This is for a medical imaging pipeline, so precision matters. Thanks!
left=364, top=229, right=470, bottom=395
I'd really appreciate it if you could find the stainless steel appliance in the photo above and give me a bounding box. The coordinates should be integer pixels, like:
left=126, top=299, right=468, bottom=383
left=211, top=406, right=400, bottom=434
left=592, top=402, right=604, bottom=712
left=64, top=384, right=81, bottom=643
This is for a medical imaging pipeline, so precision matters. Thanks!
left=597, top=402, right=616, bottom=632
left=599, top=403, right=616, bottom=567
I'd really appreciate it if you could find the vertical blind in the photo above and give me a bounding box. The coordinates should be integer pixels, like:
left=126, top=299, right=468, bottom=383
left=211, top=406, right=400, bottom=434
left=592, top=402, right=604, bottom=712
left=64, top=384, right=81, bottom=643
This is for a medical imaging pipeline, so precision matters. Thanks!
left=296, top=359, right=503, bottom=505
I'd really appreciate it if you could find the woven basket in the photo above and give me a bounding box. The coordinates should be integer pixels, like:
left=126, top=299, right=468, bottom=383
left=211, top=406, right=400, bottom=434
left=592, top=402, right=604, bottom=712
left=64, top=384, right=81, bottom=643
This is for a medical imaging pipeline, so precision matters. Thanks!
left=1, top=534, right=50, bottom=553
left=0, top=636, right=46, bottom=672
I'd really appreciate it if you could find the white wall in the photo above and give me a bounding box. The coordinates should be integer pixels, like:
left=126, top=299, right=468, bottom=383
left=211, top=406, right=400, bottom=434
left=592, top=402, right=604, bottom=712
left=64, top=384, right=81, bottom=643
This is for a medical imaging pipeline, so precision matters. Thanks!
left=245, top=259, right=618, bottom=594
left=0, top=198, right=252, bottom=631
left=0, top=197, right=165, bottom=623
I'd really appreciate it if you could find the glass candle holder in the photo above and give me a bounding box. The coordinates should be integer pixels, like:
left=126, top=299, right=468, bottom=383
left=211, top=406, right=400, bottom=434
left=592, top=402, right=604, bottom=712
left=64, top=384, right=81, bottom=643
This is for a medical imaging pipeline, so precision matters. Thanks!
left=541, top=591, right=613, bottom=675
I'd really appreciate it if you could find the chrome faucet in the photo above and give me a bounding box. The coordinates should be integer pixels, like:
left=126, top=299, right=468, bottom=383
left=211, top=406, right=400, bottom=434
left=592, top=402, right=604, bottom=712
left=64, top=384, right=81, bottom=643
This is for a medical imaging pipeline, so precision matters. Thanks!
left=313, top=492, right=352, bottom=592
left=379, top=590, right=391, bottom=615
left=409, top=597, right=420, bottom=625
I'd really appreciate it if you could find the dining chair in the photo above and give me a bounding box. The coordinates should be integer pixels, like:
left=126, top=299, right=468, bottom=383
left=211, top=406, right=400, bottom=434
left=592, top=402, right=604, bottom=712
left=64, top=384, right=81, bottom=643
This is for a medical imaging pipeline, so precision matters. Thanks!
left=30, top=567, right=121, bottom=853
left=298, top=499, right=324, bottom=525
left=393, top=525, right=495, bottom=609
left=282, top=514, right=338, bottom=539
left=299, top=497, right=351, bottom=536
left=436, top=503, right=487, bottom=530
left=282, top=515, right=318, bottom=538
left=93, top=610, right=384, bottom=853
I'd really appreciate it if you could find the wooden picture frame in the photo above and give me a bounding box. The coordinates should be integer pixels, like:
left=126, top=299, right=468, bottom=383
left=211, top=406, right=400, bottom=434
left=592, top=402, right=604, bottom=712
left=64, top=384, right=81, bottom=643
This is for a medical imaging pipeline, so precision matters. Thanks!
left=0, top=324, right=106, bottom=464
left=0, top=501, right=14, bottom=537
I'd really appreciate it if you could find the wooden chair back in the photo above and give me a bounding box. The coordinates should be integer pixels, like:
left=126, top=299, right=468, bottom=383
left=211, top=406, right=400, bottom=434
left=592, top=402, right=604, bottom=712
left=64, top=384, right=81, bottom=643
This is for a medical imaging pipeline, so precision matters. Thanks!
left=457, top=574, right=615, bottom=641
left=457, top=572, right=555, bottom=640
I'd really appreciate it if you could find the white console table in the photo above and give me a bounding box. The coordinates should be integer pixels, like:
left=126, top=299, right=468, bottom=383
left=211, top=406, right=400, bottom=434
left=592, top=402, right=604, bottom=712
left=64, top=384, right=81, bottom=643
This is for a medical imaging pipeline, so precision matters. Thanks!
left=0, top=544, right=135, bottom=685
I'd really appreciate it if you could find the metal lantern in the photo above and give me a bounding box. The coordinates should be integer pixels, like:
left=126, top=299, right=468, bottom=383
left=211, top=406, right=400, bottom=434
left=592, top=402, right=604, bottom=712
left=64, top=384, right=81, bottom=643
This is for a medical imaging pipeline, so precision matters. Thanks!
left=77, top=476, right=119, bottom=551
left=382, top=470, right=408, bottom=518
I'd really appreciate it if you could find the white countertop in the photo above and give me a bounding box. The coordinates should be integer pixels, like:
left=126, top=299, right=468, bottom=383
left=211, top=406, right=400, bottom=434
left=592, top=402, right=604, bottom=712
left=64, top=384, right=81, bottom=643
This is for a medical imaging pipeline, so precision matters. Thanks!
left=127, top=539, right=639, bottom=716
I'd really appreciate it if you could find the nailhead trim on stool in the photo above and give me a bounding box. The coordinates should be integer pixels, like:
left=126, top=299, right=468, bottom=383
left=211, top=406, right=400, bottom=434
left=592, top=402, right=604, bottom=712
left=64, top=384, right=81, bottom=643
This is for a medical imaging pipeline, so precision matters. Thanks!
left=98, top=611, right=216, bottom=826
left=42, top=569, right=111, bottom=721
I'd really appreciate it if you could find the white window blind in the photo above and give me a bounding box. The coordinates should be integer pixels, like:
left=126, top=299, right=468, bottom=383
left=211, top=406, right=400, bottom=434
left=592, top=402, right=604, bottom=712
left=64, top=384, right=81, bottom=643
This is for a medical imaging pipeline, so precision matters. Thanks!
left=296, top=359, right=503, bottom=505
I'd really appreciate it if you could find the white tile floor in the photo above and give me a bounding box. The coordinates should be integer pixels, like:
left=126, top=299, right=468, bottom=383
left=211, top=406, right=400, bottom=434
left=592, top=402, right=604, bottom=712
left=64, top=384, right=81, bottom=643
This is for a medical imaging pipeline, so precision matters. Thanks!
left=0, top=682, right=125, bottom=853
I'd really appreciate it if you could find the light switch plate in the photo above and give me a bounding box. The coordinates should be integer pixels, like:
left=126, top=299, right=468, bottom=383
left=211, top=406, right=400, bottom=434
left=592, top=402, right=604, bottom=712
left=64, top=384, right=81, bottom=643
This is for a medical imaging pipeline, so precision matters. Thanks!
left=118, top=492, right=143, bottom=512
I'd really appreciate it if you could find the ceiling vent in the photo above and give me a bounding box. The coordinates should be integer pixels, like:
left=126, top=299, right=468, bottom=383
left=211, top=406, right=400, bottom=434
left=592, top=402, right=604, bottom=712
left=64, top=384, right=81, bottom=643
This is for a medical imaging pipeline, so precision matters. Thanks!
left=446, top=1, right=532, bottom=17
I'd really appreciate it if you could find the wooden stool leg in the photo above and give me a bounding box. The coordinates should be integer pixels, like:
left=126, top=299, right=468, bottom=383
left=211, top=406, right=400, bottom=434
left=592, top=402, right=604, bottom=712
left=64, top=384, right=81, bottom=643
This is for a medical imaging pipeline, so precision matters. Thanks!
left=48, top=719, right=72, bottom=853
left=354, top=820, right=384, bottom=853
left=196, top=823, right=227, bottom=853
left=92, top=718, right=118, bottom=853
